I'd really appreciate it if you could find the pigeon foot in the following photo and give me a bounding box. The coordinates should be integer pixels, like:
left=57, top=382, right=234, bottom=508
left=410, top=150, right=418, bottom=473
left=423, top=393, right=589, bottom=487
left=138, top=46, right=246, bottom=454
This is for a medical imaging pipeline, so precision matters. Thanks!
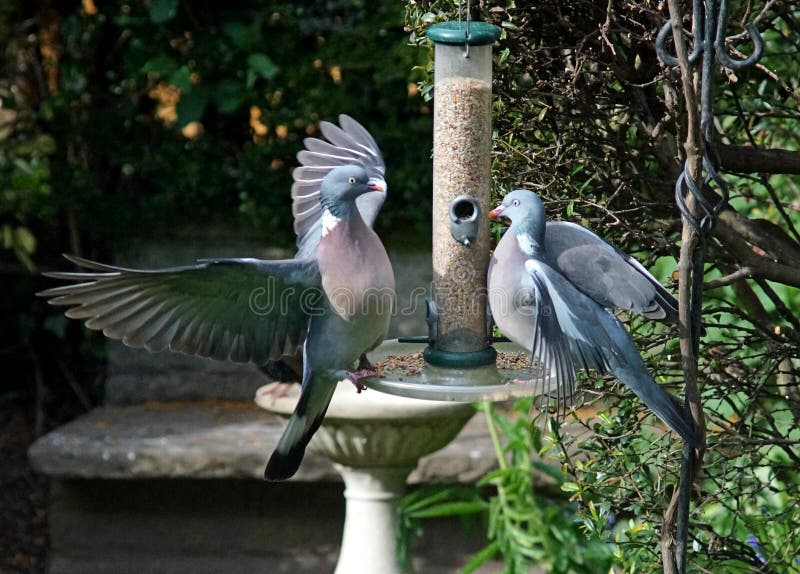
left=346, top=367, right=380, bottom=393
left=257, top=382, right=295, bottom=400
left=512, top=378, right=536, bottom=385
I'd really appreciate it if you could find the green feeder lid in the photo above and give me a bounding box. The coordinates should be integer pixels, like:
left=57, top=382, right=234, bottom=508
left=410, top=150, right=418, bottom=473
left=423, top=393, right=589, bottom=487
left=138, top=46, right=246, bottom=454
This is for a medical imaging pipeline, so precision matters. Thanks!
left=426, top=21, right=501, bottom=46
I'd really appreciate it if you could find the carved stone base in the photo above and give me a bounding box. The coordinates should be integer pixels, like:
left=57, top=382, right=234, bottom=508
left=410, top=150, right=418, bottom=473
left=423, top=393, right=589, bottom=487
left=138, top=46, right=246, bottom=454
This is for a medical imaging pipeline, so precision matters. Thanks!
left=257, top=371, right=475, bottom=574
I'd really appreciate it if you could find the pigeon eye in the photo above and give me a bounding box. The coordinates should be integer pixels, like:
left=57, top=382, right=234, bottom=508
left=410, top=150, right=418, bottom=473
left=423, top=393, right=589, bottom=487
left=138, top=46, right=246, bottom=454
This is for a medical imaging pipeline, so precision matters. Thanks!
left=512, top=199, right=520, bottom=207
left=348, top=176, right=356, bottom=184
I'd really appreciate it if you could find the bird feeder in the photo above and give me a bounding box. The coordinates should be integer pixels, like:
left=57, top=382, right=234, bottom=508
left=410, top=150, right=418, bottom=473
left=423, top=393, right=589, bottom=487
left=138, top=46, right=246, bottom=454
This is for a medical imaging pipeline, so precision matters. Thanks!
left=363, top=21, right=546, bottom=401
left=426, top=20, right=500, bottom=368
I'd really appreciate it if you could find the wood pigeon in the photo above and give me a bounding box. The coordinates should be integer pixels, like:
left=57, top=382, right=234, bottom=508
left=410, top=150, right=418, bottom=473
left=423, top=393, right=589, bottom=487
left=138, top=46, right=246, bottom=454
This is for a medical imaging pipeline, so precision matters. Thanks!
left=38, top=165, right=396, bottom=480
left=262, top=115, right=388, bottom=382
left=487, top=189, right=700, bottom=446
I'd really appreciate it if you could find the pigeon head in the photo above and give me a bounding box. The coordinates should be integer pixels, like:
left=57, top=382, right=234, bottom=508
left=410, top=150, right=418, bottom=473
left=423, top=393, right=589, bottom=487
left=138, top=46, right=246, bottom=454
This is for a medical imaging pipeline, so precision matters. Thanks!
left=320, top=165, right=383, bottom=212
left=488, top=190, right=545, bottom=225
left=489, top=190, right=547, bottom=253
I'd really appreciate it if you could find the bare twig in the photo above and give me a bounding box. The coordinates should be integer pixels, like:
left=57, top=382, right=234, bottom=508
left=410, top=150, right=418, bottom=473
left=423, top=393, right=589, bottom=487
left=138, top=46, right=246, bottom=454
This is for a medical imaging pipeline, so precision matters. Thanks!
left=704, top=266, right=754, bottom=289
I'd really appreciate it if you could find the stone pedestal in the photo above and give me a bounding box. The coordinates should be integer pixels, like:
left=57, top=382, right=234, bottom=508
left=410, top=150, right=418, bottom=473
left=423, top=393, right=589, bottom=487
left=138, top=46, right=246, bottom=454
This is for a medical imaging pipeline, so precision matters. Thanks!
left=257, top=371, right=475, bottom=574
left=334, top=466, right=410, bottom=574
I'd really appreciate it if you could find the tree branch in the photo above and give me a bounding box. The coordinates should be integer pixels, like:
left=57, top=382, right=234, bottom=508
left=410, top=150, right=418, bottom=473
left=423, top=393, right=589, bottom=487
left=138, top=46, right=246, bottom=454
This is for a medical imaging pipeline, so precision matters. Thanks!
left=717, top=208, right=800, bottom=267
left=712, top=217, right=800, bottom=288
left=730, top=279, right=800, bottom=346
left=704, top=266, right=754, bottom=289
left=717, top=143, right=800, bottom=175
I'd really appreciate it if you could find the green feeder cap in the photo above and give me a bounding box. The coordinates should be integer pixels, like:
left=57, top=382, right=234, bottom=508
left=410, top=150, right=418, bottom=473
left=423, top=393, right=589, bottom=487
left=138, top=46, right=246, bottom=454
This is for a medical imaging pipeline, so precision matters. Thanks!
left=426, top=21, right=501, bottom=46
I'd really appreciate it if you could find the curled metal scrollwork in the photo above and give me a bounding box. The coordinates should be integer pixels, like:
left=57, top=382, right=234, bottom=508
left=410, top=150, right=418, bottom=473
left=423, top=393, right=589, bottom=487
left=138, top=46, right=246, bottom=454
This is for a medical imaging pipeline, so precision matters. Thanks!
left=656, top=0, right=763, bottom=73
left=657, top=0, right=763, bottom=236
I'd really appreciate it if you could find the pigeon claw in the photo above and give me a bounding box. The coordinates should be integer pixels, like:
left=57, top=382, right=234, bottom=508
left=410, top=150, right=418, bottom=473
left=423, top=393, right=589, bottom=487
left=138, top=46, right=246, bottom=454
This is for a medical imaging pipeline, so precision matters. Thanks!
left=346, top=368, right=379, bottom=393
left=512, top=377, right=536, bottom=385
left=257, top=382, right=295, bottom=400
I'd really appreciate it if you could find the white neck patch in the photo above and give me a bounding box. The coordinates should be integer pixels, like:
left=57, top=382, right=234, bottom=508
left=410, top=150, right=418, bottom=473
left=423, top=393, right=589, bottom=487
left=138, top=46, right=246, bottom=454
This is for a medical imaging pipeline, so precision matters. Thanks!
left=516, top=233, right=536, bottom=256
left=321, top=208, right=341, bottom=238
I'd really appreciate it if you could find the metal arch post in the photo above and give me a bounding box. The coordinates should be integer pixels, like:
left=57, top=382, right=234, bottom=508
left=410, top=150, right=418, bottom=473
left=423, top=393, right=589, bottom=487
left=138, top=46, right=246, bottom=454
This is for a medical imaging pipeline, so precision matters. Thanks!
left=656, top=1, right=764, bottom=573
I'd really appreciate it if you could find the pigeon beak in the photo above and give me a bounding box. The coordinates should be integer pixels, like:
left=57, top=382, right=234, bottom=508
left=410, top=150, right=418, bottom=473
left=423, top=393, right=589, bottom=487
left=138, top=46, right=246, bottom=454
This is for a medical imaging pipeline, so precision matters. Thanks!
left=488, top=205, right=505, bottom=219
left=367, top=178, right=387, bottom=193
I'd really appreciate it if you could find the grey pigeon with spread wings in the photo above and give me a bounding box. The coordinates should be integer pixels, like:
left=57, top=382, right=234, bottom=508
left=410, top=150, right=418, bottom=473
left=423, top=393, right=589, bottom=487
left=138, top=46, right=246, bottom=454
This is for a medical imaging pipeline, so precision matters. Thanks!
left=261, top=115, right=388, bottom=382
left=38, top=165, right=396, bottom=480
left=487, top=190, right=699, bottom=446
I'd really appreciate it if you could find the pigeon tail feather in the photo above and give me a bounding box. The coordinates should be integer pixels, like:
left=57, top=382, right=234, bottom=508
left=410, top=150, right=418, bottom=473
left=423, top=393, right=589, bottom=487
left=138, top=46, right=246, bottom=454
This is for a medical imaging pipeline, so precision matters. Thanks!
left=612, top=362, right=701, bottom=447
left=264, top=375, right=336, bottom=481
left=598, top=308, right=701, bottom=447
left=265, top=442, right=308, bottom=481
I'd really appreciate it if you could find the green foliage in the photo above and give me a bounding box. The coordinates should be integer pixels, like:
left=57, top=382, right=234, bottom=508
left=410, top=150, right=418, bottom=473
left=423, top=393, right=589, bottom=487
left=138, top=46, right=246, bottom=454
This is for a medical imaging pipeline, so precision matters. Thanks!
left=398, top=400, right=618, bottom=573
left=478, top=401, right=617, bottom=574
left=1, top=0, right=432, bottom=267
left=397, top=485, right=487, bottom=572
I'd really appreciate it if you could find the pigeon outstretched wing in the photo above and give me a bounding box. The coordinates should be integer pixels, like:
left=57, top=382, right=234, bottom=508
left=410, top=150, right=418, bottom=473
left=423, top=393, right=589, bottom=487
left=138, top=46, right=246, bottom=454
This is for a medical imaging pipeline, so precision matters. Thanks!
left=545, top=221, right=678, bottom=322
left=38, top=254, right=322, bottom=365
left=523, top=258, right=699, bottom=446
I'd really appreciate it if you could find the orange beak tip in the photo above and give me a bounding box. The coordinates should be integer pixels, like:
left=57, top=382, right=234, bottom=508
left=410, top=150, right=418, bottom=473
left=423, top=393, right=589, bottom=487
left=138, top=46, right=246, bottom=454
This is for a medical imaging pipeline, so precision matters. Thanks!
left=367, top=178, right=387, bottom=193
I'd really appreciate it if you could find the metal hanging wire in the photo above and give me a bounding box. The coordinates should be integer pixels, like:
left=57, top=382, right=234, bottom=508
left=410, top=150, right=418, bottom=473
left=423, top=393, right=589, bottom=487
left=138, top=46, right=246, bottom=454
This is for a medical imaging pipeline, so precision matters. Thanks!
left=458, top=0, right=472, bottom=58
left=656, top=0, right=763, bottom=572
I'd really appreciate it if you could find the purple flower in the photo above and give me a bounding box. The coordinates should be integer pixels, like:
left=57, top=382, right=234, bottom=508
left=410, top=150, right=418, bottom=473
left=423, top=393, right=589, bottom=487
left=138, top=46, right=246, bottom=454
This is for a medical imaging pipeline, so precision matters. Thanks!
left=746, top=533, right=766, bottom=565
left=605, top=511, right=617, bottom=529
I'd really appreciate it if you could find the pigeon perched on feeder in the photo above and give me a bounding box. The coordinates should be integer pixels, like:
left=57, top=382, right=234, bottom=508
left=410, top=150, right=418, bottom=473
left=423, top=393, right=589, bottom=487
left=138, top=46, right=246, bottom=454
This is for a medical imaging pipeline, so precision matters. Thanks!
left=261, top=115, right=388, bottom=383
left=487, top=189, right=699, bottom=446
left=259, top=114, right=387, bottom=384
left=38, top=165, right=396, bottom=480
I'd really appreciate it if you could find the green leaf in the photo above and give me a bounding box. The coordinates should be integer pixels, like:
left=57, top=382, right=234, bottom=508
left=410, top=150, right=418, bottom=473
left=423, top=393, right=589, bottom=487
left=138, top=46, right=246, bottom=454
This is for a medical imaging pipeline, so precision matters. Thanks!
left=141, top=54, right=178, bottom=77
left=149, top=0, right=178, bottom=24
left=169, top=66, right=192, bottom=92
left=498, top=47, right=510, bottom=67
left=460, top=541, right=500, bottom=574
left=14, top=226, right=36, bottom=254
left=421, top=12, right=437, bottom=24
left=407, top=501, right=486, bottom=519
left=223, top=20, right=259, bottom=49
left=176, top=89, right=209, bottom=126
left=213, top=80, right=245, bottom=115
left=246, top=53, right=278, bottom=88
left=399, top=486, right=471, bottom=513
left=530, top=460, right=565, bottom=485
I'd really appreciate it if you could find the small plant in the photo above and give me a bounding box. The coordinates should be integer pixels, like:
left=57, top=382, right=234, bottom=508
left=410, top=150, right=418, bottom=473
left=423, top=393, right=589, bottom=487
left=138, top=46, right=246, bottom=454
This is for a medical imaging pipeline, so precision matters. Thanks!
left=397, top=398, right=617, bottom=573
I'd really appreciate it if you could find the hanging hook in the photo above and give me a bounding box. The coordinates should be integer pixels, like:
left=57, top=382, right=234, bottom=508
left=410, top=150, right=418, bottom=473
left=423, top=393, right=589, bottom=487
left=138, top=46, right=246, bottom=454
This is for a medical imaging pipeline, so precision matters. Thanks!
left=656, top=0, right=762, bottom=72
left=714, top=0, right=764, bottom=70
left=655, top=0, right=704, bottom=67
